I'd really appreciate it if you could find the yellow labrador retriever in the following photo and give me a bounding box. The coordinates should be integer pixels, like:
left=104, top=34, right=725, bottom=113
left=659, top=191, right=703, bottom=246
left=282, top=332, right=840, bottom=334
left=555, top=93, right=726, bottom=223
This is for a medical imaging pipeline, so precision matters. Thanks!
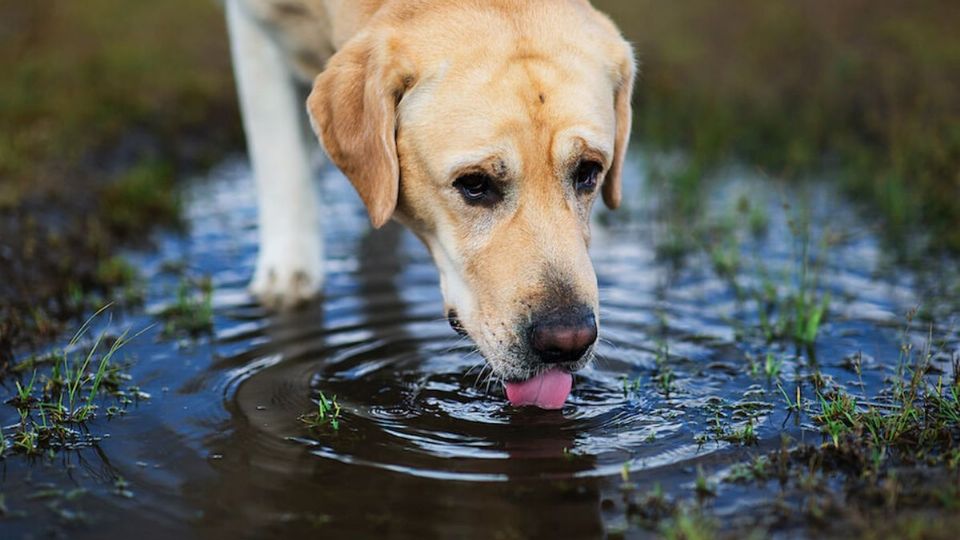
left=226, top=0, right=635, bottom=408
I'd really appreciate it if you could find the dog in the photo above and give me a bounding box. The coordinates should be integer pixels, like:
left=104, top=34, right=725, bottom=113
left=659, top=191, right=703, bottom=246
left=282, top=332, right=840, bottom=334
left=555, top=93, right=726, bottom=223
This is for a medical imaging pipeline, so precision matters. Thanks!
left=226, top=0, right=635, bottom=408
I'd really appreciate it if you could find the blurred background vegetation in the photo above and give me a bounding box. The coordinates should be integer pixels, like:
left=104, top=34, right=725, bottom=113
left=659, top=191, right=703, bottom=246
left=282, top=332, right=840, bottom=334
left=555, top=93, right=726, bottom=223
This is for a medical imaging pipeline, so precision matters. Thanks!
left=0, top=0, right=958, bottom=359
left=0, top=0, right=239, bottom=359
left=598, top=0, right=960, bottom=250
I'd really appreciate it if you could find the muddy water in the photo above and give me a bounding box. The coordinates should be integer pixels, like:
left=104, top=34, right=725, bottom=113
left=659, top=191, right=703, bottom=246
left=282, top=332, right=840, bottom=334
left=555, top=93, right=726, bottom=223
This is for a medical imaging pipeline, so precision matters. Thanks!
left=3, top=152, right=958, bottom=539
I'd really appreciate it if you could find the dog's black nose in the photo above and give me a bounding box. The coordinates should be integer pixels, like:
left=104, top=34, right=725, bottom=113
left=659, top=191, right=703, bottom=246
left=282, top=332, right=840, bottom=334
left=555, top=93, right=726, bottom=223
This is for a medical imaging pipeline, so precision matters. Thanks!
left=529, top=307, right=597, bottom=364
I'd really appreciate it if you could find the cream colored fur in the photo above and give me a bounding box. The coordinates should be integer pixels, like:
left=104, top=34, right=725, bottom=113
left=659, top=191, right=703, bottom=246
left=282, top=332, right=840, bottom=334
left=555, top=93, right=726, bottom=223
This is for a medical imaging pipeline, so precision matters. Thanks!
left=228, top=0, right=634, bottom=379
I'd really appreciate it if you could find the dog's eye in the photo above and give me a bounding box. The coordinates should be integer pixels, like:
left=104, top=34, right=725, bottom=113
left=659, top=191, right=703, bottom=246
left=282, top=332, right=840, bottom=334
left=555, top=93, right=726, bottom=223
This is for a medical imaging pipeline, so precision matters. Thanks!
left=573, top=161, right=602, bottom=193
left=454, top=174, right=501, bottom=206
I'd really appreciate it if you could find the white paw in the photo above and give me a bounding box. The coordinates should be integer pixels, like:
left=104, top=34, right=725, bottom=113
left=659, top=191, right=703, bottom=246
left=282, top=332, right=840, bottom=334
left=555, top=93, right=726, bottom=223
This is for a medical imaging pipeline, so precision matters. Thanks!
left=249, top=249, right=323, bottom=311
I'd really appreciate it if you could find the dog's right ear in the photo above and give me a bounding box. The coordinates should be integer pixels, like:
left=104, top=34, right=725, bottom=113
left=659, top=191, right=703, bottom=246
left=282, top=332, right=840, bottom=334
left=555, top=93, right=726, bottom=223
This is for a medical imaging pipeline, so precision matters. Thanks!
left=307, top=33, right=413, bottom=229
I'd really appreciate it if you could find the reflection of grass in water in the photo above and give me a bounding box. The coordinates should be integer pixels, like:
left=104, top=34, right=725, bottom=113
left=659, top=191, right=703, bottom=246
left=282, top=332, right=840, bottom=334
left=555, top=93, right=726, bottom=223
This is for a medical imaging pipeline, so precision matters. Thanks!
left=1, top=307, right=149, bottom=457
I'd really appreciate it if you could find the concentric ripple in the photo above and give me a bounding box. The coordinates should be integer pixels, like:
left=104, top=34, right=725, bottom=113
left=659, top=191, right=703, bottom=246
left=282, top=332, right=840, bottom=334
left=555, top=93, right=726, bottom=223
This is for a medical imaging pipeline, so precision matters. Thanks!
left=189, top=159, right=920, bottom=485
left=6, top=153, right=957, bottom=540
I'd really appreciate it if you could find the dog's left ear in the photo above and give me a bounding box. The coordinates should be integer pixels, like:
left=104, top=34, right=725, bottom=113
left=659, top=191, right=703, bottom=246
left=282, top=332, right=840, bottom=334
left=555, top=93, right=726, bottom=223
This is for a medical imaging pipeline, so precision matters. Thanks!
left=307, top=33, right=413, bottom=228
left=602, top=48, right=636, bottom=210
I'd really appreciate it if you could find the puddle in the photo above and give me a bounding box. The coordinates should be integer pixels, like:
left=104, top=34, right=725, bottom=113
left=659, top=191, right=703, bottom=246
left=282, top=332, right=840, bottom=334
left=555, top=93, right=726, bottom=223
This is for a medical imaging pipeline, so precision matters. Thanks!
left=2, top=152, right=958, bottom=538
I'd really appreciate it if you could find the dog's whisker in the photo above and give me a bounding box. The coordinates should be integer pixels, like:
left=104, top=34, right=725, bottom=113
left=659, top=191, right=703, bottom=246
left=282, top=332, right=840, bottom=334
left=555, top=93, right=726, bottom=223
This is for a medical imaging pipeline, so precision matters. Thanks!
left=476, top=363, right=494, bottom=389
left=463, top=361, right=484, bottom=379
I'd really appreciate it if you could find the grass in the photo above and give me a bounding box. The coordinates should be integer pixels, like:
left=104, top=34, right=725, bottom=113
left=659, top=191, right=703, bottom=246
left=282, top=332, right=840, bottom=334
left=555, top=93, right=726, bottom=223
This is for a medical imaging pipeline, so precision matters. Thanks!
left=725, top=456, right=773, bottom=484
left=157, top=276, right=214, bottom=339
left=653, top=339, right=675, bottom=397
left=673, top=303, right=955, bottom=536
left=649, top=161, right=832, bottom=350
left=1, top=307, right=148, bottom=457
left=748, top=352, right=783, bottom=380
left=722, top=419, right=759, bottom=446
left=621, top=375, right=642, bottom=397
left=703, top=311, right=960, bottom=537
left=95, top=256, right=146, bottom=306
left=613, top=479, right=718, bottom=539
left=693, top=466, right=715, bottom=498
left=807, top=317, right=960, bottom=468
left=0, top=0, right=241, bottom=362
left=777, top=383, right=805, bottom=413
left=299, top=392, right=342, bottom=432
left=100, top=160, right=183, bottom=237
left=596, top=0, right=960, bottom=253
left=750, top=204, right=832, bottom=346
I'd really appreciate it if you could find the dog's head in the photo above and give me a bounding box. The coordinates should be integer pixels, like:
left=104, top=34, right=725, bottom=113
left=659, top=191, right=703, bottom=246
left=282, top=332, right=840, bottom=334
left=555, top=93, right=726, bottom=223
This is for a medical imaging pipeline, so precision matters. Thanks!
left=308, top=1, right=634, bottom=403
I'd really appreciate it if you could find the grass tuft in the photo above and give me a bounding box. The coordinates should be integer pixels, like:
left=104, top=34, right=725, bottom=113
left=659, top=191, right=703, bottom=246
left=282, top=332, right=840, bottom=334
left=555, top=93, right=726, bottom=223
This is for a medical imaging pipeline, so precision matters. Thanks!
left=157, top=276, right=214, bottom=339
left=2, top=307, right=149, bottom=456
left=299, top=392, right=342, bottom=432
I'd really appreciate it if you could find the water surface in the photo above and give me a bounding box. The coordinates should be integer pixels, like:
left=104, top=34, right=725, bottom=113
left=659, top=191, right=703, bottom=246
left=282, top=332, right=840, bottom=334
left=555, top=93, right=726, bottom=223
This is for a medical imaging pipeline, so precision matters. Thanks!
left=2, top=152, right=958, bottom=538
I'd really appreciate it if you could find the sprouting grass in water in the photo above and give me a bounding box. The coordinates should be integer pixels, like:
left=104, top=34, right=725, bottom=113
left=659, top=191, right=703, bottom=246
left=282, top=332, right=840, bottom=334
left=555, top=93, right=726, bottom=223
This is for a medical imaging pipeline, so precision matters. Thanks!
left=658, top=505, right=716, bottom=540
left=721, top=419, right=759, bottom=446
left=780, top=205, right=831, bottom=345
left=777, top=383, right=805, bottom=414
left=694, top=466, right=716, bottom=498
left=158, top=276, right=213, bottom=338
left=2, top=306, right=148, bottom=456
left=655, top=369, right=674, bottom=398
left=725, top=455, right=773, bottom=484
left=764, top=309, right=960, bottom=478
left=653, top=340, right=675, bottom=398
left=749, top=352, right=784, bottom=380
left=814, top=390, right=858, bottom=448
left=717, top=197, right=832, bottom=347
left=618, top=480, right=716, bottom=539
left=299, top=392, right=342, bottom=432
left=621, top=375, right=642, bottom=398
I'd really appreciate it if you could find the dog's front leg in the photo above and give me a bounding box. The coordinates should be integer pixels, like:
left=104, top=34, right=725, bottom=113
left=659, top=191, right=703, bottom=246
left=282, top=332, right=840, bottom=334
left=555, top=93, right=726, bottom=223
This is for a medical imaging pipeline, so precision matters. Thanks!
left=226, top=0, right=323, bottom=309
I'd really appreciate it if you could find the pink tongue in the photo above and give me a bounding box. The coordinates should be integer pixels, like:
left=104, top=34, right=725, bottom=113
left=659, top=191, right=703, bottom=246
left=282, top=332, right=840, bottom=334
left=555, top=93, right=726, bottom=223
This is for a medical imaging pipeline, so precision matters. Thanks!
left=504, top=369, right=572, bottom=410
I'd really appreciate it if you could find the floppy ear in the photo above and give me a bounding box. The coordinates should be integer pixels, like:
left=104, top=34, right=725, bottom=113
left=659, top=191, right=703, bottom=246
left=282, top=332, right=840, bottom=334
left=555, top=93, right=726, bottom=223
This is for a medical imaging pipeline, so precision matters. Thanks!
left=602, top=50, right=636, bottom=210
left=307, top=34, right=411, bottom=228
